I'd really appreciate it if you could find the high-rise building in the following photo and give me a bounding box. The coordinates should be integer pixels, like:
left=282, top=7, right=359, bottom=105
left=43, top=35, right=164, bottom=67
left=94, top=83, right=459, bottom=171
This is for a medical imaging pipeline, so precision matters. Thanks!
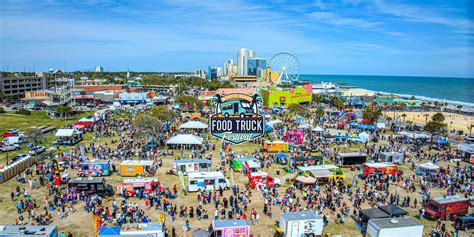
left=237, top=48, right=256, bottom=76
left=224, top=59, right=235, bottom=76
left=95, top=66, right=103, bottom=73
left=247, top=58, right=267, bottom=77
left=195, top=69, right=207, bottom=79
left=207, top=66, right=218, bottom=80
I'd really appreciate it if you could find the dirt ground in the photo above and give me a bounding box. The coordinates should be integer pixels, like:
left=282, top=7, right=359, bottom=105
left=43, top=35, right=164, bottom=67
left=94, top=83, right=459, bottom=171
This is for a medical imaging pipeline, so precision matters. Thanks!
left=0, top=124, right=473, bottom=236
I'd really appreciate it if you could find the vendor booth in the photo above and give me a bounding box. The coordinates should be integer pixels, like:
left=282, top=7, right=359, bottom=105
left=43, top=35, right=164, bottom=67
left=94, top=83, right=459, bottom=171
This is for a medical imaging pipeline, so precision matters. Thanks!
left=0, top=225, right=58, bottom=237
left=209, top=220, right=250, bottom=237
left=367, top=217, right=423, bottom=237
left=179, top=121, right=208, bottom=129
left=232, top=158, right=260, bottom=172
left=298, top=164, right=345, bottom=182
left=291, top=155, right=323, bottom=168
left=120, top=222, right=165, bottom=236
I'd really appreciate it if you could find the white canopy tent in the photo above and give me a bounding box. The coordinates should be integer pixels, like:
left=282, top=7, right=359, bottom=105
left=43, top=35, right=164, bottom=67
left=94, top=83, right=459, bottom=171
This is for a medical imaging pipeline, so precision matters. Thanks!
left=266, top=119, right=282, bottom=128
left=313, top=126, right=325, bottom=132
left=166, top=134, right=203, bottom=145
left=416, top=162, right=440, bottom=171
left=359, top=132, right=370, bottom=143
left=179, top=121, right=208, bottom=129
left=55, top=129, right=78, bottom=137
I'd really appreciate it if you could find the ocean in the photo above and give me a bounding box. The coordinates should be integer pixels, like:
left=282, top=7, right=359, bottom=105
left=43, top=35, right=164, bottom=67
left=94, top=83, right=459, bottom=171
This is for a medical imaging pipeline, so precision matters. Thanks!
left=302, top=75, right=474, bottom=106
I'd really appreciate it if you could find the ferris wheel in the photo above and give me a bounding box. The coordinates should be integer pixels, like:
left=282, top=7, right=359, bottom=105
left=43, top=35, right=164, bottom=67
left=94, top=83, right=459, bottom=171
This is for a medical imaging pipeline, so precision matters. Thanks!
left=268, top=51, right=301, bottom=83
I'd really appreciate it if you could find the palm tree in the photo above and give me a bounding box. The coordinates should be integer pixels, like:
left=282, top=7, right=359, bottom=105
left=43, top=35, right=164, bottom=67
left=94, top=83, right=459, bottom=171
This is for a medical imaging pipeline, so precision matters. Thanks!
left=456, top=105, right=463, bottom=113
left=401, top=113, right=407, bottom=123
left=423, top=114, right=430, bottom=124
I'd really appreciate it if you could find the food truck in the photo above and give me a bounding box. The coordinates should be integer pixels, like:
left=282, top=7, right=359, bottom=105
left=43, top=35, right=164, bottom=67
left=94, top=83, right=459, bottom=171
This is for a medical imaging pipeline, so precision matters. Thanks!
left=67, top=177, right=113, bottom=196
left=291, top=156, right=323, bottom=168
left=283, top=130, right=304, bottom=145
left=0, top=225, right=58, bottom=237
left=120, top=222, right=165, bottom=237
left=187, top=171, right=231, bottom=192
left=209, top=220, right=250, bottom=237
left=245, top=162, right=280, bottom=189
left=172, top=159, right=211, bottom=175
left=263, top=140, right=289, bottom=152
left=78, top=160, right=111, bottom=177
left=120, top=160, right=155, bottom=177
left=423, top=196, right=470, bottom=220
left=278, top=211, right=324, bottom=237
left=337, top=152, right=367, bottom=166
left=379, top=152, right=404, bottom=164
left=367, top=217, right=423, bottom=237
left=362, top=162, right=400, bottom=178
left=116, top=178, right=165, bottom=196
left=298, top=165, right=346, bottom=182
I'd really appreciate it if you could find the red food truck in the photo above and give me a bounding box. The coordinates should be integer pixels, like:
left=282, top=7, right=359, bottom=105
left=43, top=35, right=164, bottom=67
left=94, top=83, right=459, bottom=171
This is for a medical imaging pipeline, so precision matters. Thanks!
left=423, top=196, right=470, bottom=220
left=362, top=162, right=401, bottom=177
left=245, top=162, right=280, bottom=189
left=116, top=178, right=164, bottom=196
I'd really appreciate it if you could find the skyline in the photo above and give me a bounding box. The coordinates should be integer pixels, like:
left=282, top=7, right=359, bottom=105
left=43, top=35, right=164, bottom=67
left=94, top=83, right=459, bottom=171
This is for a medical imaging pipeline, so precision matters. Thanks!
left=1, top=0, right=473, bottom=77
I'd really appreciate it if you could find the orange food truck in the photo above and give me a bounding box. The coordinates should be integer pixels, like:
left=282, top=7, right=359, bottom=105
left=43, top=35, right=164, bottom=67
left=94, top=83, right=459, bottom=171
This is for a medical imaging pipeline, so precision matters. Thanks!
left=263, top=140, right=289, bottom=152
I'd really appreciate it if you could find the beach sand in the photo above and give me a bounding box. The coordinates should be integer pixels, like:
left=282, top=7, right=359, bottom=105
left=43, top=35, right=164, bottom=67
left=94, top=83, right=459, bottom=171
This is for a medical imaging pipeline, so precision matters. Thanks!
left=385, top=111, right=473, bottom=134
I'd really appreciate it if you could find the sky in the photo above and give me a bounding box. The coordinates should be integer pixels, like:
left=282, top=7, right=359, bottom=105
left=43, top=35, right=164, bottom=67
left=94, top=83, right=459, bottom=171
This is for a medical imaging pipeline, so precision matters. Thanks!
left=1, top=0, right=473, bottom=77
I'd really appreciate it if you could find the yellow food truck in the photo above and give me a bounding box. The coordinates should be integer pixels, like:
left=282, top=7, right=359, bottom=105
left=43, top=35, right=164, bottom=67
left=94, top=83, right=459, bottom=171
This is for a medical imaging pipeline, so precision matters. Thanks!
left=263, top=141, right=289, bottom=152
left=120, top=160, right=155, bottom=177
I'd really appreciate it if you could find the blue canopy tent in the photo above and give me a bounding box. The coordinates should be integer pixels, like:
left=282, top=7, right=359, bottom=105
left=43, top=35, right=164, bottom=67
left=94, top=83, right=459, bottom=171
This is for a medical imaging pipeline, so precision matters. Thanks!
left=438, top=138, right=448, bottom=145
left=350, top=122, right=359, bottom=128
left=275, top=153, right=289, bottom=164
left=359, top=124, right=375, bottom=131
left=265, top=124, right=273, bottom=133
left=98, top=226, right=121, bottom=236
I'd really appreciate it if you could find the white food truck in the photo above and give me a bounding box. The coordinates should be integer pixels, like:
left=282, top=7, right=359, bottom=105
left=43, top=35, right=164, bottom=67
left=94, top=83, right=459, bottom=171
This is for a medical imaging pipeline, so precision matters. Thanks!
left=279, top=211, right=324, bottom=237
left=172, top=159, right=212, bottom=175
left=187, top=171, right=230, bottom=192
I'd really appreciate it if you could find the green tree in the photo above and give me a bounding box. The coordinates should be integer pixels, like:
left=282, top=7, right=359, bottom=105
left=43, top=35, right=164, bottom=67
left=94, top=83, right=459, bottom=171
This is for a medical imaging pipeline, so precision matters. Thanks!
left=330, top=97, right=345, bottom=110
left=401, top=113, right=407, bottom=122
left=133, top=114, right=163, bottom=135
left=25, top=127, right=42, bottom=147
left=176, top=96, right=204, bottom=110
left=150, top=106, right=177, bottom=122
left=424, top=112, right=447, bottom=134
left=362, top=106, right=382, bottom=124
left=287, top=104, right=307, bottom=116
left=423, top=114, right=430, bottom=123
left=312, top=94, right=323, bottom=104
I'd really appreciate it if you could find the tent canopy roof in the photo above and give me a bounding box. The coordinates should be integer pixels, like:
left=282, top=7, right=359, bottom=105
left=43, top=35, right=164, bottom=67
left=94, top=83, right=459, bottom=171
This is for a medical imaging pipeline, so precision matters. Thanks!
left=166, top=134, right=203, bottom=145
left=179, top=121, right=208, bottom=129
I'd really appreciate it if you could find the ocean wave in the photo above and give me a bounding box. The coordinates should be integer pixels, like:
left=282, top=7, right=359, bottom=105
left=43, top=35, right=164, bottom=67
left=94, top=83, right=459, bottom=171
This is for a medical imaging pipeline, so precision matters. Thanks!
left=375, top=91, right=474, bottom=108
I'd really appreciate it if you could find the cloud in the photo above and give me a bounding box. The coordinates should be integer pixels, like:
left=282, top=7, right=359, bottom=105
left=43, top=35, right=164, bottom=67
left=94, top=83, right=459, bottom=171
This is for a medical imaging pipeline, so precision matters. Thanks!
left=310, top=12, right=382, bottom=28
left=374, top=0, right=473, bottom=31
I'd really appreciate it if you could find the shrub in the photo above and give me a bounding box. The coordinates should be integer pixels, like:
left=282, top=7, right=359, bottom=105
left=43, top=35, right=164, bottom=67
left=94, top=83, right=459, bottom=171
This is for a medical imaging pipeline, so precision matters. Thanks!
left=0, top=107, right=5, bottom=113
left=15, top=109, right=31, bottom=115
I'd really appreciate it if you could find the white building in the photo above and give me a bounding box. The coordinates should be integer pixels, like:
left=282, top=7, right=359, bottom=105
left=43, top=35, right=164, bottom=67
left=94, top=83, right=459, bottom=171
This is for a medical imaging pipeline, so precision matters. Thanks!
left=237, top=48, right=256, bottom=76
left=224, top=59, right=235, bottom=76
left=195, top=69, right=207, bottom=79
left=95, top=66, right=103, bottom=73
left=216, top=67, right=223, bottom=77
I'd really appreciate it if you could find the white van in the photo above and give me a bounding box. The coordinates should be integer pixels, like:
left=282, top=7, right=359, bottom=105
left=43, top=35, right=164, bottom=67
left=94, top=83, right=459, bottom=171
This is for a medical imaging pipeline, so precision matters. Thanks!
left=3, top=136, right=23, bottom=145
left=187, top=171, right=230, bottom=192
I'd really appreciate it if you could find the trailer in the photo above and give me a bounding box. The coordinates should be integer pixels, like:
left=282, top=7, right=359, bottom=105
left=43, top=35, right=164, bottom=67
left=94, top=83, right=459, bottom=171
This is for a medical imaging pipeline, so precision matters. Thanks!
left=0, top=225, right=58, bottom=237
left=278, top=211, right=324, bottom=237
left=120, top=160, right=155, bottom=177
left=423, top=195, right=470, bottom=220
left=187, top=171, right=230, bottom=192
left=337, top=152, right=367, bottom=166
left=291, top=156, right=323, bottom=168
left=367, top=217, right=423, bottom=237
left=209, top=220, right=250, bottom=237
left=245, top=162, right=280, bottom=189
left=172, top=159, right=211, bottom=175
left=78, top=160, right=111, bottom=177
left=379, top=152, right=404, bottom=164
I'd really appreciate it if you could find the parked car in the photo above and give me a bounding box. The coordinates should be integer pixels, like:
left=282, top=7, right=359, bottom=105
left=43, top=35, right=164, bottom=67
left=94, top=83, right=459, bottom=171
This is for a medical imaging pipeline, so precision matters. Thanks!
left=456, top=216, right=474, bottom=231
left=1, top=143, right=20, bottom=152
left=12, top=154, right=31, bottom=162
left=29, top=146, right=45, bottom=155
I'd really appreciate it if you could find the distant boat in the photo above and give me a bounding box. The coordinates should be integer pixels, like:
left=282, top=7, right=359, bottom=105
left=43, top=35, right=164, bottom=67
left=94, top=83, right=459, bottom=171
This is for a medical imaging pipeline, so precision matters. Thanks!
left=312, top=82, right=339, bottom=93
